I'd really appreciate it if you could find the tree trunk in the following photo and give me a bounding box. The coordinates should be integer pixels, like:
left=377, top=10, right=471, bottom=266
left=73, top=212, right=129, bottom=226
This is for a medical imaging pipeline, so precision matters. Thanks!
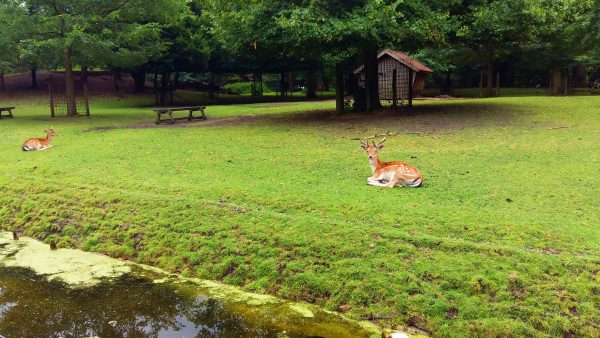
left=208, top=72, right=215, bottom=99
left=80, top=66, right=88, bottom=85
left=31, top=67, right=38, bottom=89
left=551, top=67, right=561, bottom=95
left=288, top=72, right=294, bottom=96
left=153, top=73, right=159, bottom=105
left=280, top=72, right=286, bottom=97
left=64, top=47, right=77, bottom=116
left=572, top=63, right=587, bottom=87
left=113, top=70, right=120, bottom=91
left=563, top=69, right=568, bottom=96
left=306, top=68, right=317, bottom=99
left=486, top=53, right=494, bottom=97
left=0, top=73, right=4, bottom=92
left=443, top=70, right=451, bottom=94
left=479, top=71, right=483, bottom=98
left=335, top=64, right=344, bottom=115
left=131, top=69, right=145, bottom=93
left=363, top=45, right=381, bottom=112
left=323, top=77, right=330, bottom=91
left=170, top=72, right=177, bottom=104
left=159, top=72, right=170, bottom=105
left=173, top=72, right=179, bottom=90
left=496, top=72, right=500, bottom=97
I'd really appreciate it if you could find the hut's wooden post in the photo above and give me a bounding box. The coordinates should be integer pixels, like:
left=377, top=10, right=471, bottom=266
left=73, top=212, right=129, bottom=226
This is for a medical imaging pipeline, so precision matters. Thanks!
left=49, top=85, right=55, bottom=118
left=408, top=68, right=414, bottom=108
left=479, top=71, right=483, bottom=98
left=496, top=72, right=500, bottom=97
left=392, top=69, right=398, bottom=108
left=83, top=83, right=90, bottom=116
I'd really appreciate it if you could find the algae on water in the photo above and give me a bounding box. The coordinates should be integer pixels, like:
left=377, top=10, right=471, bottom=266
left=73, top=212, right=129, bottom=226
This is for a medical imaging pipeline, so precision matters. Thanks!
left=0, top=232, right=130, bottom=287
left=0, top=232, right=415, bottom=337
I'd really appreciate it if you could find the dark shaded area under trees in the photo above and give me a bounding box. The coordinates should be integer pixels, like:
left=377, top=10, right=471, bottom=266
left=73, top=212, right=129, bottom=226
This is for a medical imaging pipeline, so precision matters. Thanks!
left=0, top=0, right=598, bottom=114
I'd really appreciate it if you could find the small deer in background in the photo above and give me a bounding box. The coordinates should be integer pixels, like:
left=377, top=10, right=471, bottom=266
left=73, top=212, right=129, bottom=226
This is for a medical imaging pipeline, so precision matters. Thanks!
left=22, top=128, right=57, bottom=151
left=360, top=138, right=423, bottom=188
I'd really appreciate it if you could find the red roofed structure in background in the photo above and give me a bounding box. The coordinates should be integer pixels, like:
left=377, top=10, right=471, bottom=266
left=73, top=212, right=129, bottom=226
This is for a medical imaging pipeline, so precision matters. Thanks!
left=354, top=49, right=433, bottom=101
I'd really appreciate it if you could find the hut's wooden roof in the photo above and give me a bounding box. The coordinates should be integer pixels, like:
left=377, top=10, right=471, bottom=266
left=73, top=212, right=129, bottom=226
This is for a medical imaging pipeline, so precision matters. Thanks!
left=354, top=49, right=433, bottom=74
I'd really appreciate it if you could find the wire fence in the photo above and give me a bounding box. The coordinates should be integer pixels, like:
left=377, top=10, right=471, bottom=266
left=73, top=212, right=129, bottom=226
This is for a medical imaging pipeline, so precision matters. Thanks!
left=49, top=85, right=90, bottom=117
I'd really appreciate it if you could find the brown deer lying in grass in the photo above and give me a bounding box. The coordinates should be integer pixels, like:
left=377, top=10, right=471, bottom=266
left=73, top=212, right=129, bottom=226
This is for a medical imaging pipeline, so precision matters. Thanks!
left=360, top=138, right=423, bottom=188
left=22, top=128, right=56, bottom=151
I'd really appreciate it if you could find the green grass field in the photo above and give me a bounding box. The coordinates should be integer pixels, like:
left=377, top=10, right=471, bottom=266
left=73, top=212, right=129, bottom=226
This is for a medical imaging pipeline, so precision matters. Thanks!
left=1, top=92, right=599, bottom=337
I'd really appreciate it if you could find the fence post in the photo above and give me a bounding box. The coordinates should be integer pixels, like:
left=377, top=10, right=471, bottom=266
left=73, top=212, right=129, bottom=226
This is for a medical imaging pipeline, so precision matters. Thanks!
left=49, top=85, right=55, bottom=118
left=408, top=68, right=414, bottom=108
left=392, top=69, right=398, bottom=108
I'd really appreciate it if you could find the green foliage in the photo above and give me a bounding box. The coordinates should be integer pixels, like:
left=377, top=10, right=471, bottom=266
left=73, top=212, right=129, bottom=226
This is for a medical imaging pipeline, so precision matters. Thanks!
left=0, top=1, right=25, bottom=73
left=223, top=82, right=253, bottom=95
left=524, top=0, right=599, bottom=67
left=8, top=0, right=189, bottom=71
left=1, top=92, right=599, bottom=336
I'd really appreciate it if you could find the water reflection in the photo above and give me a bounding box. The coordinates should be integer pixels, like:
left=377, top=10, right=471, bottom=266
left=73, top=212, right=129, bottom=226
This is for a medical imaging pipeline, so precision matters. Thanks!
left=0, top=267, right=371, bottom=338
left=0, top=268, right=282, bottom=337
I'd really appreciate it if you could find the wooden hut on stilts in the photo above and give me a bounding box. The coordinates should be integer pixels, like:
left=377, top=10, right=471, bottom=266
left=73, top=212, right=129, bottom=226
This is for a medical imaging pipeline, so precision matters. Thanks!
left=354, top=49, right=433, bottom=107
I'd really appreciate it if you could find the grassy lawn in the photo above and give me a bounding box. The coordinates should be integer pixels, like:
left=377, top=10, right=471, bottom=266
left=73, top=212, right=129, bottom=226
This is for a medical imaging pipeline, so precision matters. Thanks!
left=422, top=87, right=599, bottom=98
left=1, top=92, right=599, bottom=337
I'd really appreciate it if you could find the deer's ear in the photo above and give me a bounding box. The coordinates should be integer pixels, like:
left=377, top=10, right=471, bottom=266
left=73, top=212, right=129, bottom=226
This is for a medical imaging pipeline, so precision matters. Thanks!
left=377, top=145, right=384, bottom=150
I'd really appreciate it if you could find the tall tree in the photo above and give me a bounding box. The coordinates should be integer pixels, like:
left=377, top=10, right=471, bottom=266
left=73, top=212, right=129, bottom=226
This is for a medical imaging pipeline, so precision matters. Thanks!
left=524, top=0, right=598, bottom=93
left=0, top=1, right=25, bottom=92
left=274, top=0, right=447, bottom=111
left=453, top=0, right=539, bottom=96
left=23, top=0, right=186, bottom=116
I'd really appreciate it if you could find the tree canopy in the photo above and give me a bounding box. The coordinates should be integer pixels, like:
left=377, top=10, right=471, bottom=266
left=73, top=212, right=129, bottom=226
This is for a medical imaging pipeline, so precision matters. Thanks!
left=0, top=0, right=598, bottom=111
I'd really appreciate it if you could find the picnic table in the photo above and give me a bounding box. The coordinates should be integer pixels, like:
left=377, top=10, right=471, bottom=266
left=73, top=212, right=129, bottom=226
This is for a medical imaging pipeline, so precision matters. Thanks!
left=153, top=106, right=206, bottom=124
left=0, top=106, right=15, bottom=119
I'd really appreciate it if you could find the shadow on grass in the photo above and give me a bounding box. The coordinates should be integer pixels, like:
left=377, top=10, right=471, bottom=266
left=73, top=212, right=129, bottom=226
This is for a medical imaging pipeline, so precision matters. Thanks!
left=260, top=100, right=524, bottom=134
left=78, top=100, right=523, bottom=134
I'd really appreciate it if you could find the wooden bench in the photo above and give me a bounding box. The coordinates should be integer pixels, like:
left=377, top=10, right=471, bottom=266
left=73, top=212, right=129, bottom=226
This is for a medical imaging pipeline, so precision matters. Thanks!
left=0, top=106, right=15, bottom=119
left=153, top=106, right=206, bottom=124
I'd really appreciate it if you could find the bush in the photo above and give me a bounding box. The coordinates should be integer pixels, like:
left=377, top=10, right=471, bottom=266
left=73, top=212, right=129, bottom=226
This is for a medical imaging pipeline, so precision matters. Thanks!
left=223, top=82, right=253, bottom=95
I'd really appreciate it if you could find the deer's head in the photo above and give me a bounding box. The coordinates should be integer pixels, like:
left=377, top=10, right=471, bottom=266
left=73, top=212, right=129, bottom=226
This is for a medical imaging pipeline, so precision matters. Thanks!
left=45, top=128, right=57, bottom=137
left=360, top=137, right=385, bottom=160
left=44, top=128, right=56, bottom=138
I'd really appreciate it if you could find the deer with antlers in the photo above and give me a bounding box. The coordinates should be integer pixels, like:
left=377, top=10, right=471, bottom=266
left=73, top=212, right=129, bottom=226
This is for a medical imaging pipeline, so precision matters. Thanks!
left=360, top=138, right=423, bottom=188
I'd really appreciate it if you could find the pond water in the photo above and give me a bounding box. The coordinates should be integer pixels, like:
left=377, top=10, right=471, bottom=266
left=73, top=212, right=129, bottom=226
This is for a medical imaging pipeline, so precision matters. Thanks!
left=0, top=267, right=376, bottom=338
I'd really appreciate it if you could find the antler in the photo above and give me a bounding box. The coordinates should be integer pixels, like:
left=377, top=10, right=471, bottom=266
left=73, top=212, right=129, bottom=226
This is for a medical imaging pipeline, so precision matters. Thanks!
left=374, top=137, right=386, bottom=147
left=350, top=131, right=397, bottom=141
left=359, top=139, right=369, bottom=149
